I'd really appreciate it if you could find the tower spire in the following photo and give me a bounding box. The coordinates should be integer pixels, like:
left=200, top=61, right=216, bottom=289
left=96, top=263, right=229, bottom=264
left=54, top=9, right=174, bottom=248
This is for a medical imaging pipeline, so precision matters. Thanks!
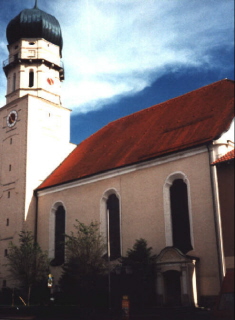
left=34, top=0, right=38, bottom=8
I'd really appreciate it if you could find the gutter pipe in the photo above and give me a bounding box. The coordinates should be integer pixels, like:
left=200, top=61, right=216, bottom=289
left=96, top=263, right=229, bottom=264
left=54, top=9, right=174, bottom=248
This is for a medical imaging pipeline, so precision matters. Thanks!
left=207, top=143, right=225, bottom=283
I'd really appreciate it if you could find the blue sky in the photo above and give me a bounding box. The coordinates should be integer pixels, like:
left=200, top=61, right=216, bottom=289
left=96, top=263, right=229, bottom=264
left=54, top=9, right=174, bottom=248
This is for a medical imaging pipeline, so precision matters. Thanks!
left=0, top=0, right=234, bottom=144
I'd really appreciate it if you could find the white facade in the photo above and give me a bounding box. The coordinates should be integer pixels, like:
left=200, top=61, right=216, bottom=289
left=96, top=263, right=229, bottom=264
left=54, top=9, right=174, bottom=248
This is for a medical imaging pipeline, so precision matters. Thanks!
left=0, top=32, right=75, bottom=286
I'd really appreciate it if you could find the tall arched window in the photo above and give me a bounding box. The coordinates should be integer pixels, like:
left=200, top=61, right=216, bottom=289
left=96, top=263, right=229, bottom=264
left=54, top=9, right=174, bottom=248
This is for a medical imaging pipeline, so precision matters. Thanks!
left=101, top=189, right=121, bottom=261
left=50, top=204, right=65, bottom=266
left=170, top=179, right=193, bottom=254
left=29, top=69, right=34, bottom=87
left=107, top=194, right=121, bottom=260
left=163, top=172, right=194, bottom=254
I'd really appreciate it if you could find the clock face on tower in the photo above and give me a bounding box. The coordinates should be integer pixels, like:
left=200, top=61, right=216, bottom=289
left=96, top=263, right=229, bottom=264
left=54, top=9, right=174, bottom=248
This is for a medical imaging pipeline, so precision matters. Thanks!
left=7, top=110, right=18, bottom=127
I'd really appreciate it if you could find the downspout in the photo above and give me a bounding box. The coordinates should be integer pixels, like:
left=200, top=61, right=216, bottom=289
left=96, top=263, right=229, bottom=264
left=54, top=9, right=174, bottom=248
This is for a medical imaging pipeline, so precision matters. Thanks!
left=34, top=190, right=38, bottom=244
left=207, top=143, right=225, bottom=283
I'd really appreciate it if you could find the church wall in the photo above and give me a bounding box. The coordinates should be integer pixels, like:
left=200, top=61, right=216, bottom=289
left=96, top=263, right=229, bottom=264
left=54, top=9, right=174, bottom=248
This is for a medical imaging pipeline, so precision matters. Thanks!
left=37, top=147, right=220, bottom=300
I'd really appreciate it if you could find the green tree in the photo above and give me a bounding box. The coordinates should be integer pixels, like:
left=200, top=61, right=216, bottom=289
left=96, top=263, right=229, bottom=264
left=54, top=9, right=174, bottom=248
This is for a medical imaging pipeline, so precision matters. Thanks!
left=59, top=220, right=108, bottom=307
left=120, top=239, right=157, bottom=308
left=121, top=238, right=157, bottom=267
left=6, top=231, right=49, bottom=305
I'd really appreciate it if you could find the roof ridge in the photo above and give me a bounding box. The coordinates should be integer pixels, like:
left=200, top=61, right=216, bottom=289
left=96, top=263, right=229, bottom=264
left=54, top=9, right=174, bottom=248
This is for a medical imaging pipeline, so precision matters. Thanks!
left=94, top=78, right=234, bottom=129
left=36, top=79, right=234, bottom=191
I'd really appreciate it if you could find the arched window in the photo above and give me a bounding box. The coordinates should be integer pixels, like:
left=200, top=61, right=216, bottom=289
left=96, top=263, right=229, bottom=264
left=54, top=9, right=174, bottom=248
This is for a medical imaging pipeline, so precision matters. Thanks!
left=107, top=194, right=121, bottom=260
left=29, top=69, right=34, bottom=87
left=101, top=189, right=121, bottom=261
left=50, top=203, right=66, bottom=266
left=163, top=172, right=194, bottom=254
left=170, top=179, right=193, bottom=254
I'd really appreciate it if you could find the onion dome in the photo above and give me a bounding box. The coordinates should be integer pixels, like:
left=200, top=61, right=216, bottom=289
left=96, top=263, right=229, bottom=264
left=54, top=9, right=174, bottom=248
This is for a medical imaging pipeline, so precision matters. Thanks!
left=6, top=1, right=63, bottom=55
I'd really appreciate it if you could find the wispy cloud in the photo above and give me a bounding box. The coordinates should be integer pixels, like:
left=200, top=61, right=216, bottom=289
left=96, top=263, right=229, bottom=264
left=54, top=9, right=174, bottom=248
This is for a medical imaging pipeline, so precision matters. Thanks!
left=0, top=0, right=234, bottom=113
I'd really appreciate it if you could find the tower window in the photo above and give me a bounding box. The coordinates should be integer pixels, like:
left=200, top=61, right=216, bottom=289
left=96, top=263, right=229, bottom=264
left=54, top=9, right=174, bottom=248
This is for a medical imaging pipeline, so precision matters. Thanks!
left=8, top=191, right=10, bottom=198
left=170, top=179, right=193, bottom=254
left=10, top=138, right=13, bottom=144
left=4, top=249, right=8, bottom=257
left=9, top=164, right=12, bottom=171
left=29, top=70, right=34, bottom=87
left=13, top=73, right=16, bottom=91
left=6, top=218, right=9, bottom=226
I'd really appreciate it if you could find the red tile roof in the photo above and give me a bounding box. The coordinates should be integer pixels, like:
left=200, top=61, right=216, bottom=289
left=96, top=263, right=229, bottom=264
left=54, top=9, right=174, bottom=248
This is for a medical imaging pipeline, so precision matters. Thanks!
left=37, top=79, right=234, bottom=190
left=212, top=149, right=235, bottom=165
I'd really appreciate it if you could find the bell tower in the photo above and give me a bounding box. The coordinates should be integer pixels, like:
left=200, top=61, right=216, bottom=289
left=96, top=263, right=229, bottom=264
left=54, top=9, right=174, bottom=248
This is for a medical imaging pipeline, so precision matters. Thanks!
left=4, top=0, right=64, bottom=105
left=0, top=1, right=75, bottom=288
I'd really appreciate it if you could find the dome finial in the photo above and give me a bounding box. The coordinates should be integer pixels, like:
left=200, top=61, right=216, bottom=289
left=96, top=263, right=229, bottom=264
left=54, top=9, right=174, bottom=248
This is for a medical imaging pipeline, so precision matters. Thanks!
left=34, top=0, right=38, bottom=8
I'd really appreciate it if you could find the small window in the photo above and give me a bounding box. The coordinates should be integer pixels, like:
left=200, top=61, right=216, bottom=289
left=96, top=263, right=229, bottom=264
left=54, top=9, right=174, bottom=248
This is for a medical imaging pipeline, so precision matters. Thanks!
left=13, top=73, right=16, bottom=91
left=6, top=219, right=9, bottom=226
left=9, top=164, right=12, bottom=171
left=29, top=70, right=34, bottom=87
left=4, top=249, right=8, bottom=257
left=8, top=191, right=10, bottom=198
left=29, top=42, right=35, bottom=46
left=10, top=138, right=13, bottom=144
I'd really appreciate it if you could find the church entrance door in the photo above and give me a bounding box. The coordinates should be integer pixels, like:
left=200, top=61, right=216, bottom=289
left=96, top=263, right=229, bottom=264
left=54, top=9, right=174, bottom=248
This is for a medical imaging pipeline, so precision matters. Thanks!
left=163, top=270, right=181, bottom=306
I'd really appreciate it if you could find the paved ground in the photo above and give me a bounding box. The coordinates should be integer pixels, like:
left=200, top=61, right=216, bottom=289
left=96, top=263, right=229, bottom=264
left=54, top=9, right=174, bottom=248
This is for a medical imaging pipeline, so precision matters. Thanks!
left=1, top=305, right=233, bottom=320
left=0, top=307, right=214, bottom=320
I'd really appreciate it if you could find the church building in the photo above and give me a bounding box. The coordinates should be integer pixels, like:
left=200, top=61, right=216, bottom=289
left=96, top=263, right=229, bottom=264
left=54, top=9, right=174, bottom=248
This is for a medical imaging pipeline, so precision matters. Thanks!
left=0, top=1, right=234, bottom=308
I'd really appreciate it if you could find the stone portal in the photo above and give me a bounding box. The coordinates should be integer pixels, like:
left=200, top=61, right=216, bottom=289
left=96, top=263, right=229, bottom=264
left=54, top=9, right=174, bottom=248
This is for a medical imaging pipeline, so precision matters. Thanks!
left=156, top=247, right=199, bottom=307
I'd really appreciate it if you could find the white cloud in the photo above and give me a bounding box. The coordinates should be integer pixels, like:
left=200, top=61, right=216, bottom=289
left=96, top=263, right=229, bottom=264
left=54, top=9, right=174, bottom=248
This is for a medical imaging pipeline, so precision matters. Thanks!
left=0, top=0, right=234, bottom=112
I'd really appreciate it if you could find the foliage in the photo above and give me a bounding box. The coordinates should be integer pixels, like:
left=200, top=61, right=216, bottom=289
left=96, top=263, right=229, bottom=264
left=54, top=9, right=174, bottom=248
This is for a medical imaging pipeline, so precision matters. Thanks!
left=119, top=238, right=157, bottom=308
left=121, top=238, right=157, bottom=268
left=59, top=220, right=108, bottom=306
left=64, top=220, right=107, bottom=274
left=6, top=231, right=49, bottom=305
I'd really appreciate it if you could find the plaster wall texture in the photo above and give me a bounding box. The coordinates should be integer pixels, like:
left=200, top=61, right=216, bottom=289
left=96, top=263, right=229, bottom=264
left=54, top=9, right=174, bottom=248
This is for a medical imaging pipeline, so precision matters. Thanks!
left=37, top=148, right=220, bottom=296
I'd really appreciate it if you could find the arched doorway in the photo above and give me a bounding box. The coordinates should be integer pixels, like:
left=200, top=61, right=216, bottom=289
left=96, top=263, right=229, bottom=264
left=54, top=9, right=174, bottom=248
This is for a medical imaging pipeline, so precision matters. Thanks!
left=156, top=247, right=199, bottom=307
left=163, top=270, right=181, bottom=306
